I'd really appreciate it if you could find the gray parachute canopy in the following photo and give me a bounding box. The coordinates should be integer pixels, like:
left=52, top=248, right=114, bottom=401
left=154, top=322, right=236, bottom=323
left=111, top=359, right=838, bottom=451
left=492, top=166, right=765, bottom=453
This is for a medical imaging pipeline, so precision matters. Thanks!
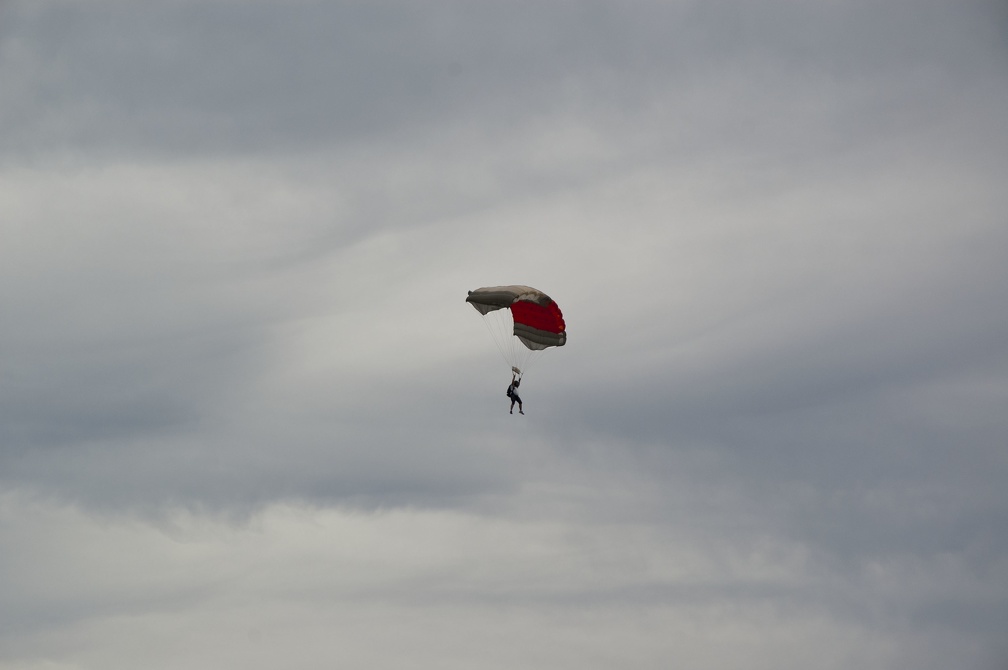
left=466, top=285, right=567, bottom=351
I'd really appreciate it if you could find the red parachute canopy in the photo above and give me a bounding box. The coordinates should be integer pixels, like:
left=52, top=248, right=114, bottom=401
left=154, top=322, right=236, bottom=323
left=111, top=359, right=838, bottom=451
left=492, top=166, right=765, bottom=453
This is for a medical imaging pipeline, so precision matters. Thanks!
left=466, top=285, right=566, bottom=374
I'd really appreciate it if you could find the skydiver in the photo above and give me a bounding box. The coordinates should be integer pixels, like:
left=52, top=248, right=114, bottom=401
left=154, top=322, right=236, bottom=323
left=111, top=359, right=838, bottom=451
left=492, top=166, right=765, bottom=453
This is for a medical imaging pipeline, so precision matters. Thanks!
left=507, top=372, right=524, bottom=415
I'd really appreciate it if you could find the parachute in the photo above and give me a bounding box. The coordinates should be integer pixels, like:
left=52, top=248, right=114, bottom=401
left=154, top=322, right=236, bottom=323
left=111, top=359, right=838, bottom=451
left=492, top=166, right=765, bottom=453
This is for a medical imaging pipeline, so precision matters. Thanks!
left=466, top=285, right=566, bottom=375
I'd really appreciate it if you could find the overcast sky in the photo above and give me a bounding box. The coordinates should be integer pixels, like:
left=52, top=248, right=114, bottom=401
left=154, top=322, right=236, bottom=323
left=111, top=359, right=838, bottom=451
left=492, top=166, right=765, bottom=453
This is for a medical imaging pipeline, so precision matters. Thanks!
left=2, top=1, right=1007, bottom=668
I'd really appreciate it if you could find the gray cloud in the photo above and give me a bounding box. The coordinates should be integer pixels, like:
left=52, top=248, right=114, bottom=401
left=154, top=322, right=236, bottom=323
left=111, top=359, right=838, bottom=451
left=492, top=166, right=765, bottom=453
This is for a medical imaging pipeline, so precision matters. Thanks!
left=2, top=0, right=1007, bottom=668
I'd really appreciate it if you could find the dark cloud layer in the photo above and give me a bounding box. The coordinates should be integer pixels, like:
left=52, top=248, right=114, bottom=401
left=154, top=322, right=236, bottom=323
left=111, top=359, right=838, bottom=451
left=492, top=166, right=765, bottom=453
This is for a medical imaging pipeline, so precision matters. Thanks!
left=4, top=0, right=1004, bottom=161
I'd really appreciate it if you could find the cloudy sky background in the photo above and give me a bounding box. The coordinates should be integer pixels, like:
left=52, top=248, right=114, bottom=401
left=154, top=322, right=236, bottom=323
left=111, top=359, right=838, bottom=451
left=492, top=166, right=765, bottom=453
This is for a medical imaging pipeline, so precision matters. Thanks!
left=2, top=1, right=1007, bottom=668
